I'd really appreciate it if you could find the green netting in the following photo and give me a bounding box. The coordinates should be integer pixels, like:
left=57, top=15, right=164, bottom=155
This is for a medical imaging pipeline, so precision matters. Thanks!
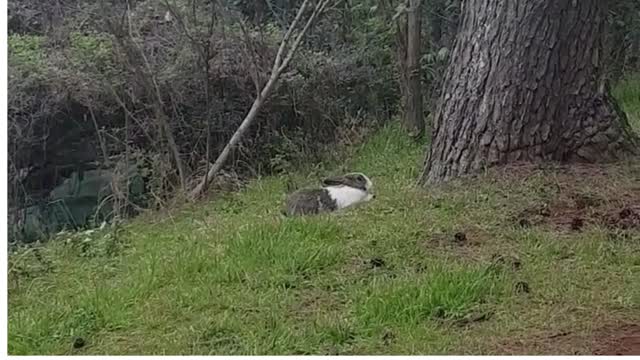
left=13, top=166, right=145, bottom=243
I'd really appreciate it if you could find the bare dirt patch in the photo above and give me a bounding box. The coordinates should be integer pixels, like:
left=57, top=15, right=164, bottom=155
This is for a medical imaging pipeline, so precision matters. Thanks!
left=292, top=289, right=344, bottom=320
left=522, top=200, right=640, bottom=233
left=592, top=324, right=640, bottom=355
left=496, top=323, right=640, bottom=355
left=508, top=163, right=640, bottom=233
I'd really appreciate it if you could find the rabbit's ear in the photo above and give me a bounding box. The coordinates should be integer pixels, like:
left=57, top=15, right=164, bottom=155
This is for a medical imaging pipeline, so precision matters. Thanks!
left=342, top=173, right=369, bottom=191
left=322, top=176, right=347, bottom=186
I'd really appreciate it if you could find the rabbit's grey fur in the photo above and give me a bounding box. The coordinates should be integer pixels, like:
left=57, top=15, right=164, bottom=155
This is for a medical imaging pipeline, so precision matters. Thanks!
left=283, top=172, right=374, bottom=216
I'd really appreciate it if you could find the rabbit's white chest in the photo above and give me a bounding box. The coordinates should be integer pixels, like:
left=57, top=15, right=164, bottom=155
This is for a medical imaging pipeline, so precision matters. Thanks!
left=325, top=186, right=372, bottom=209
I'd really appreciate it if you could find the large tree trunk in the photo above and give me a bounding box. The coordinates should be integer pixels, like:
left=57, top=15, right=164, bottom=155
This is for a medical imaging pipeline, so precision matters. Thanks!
left=421, top=0, right=638, bottom=184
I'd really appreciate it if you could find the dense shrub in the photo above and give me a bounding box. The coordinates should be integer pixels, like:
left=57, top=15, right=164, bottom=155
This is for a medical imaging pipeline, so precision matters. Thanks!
left=7, top=0, right=399, bottom=226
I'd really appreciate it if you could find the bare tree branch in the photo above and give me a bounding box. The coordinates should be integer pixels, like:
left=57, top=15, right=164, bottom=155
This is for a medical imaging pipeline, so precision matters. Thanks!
left=190, top=0, right=334, bottom=199
left=278, top=0, right=330, bottom=73
left=271, top=0, right=310, bottom=78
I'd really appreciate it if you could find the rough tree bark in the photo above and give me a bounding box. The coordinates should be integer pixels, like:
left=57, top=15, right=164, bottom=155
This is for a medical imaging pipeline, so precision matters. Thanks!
left=420, top=0, right=638, bottom=184
left=405, top=0, right=424, bottom=137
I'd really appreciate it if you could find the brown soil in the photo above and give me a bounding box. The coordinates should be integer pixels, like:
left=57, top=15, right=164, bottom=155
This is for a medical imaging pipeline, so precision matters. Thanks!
left=497, top=323, right=640, bottom=355
left=508, top=163, right=640, bottom=233
left=592, top=324, right=640, bottom=355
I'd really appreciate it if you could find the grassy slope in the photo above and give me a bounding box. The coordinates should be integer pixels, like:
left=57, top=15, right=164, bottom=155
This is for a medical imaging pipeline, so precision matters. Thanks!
left=8, top=80, right=640, bottom=355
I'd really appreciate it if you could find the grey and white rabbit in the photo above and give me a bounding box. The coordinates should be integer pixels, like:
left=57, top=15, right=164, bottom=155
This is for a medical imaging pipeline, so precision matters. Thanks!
left=283, top=172, right=375, bottom=216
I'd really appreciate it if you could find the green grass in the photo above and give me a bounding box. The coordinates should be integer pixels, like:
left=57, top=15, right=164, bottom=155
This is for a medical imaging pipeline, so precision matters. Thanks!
left=614, top=72, right=640, bottom=133
left=8, top=79, right=640, bottom=355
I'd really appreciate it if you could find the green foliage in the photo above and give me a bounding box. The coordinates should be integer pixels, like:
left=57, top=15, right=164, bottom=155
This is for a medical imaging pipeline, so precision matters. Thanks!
left=68, top=32, right=114, bottom=71
left=8, top=34, right=47, bottom=78
left=613, top=73, right=640, bottom=132
left=9, top=32, right=115, bottom=83
left=351, top=13, right=394, bottom=68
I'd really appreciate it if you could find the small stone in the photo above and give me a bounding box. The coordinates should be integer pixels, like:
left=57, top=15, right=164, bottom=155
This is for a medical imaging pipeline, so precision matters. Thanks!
left=512, top=258, right=522, bottom=270
left=570, top=217, right=584, bottom=231
left=518, top=218, right=531, bottom=228
left=382, top=330, right=395, bottom=346
left=432, top=307, right=446, bottom=318
left=619, top=208, right=633, bottom=219
left=370, top=257, right=385, bottom=268
left=491, top=254, right=522, bottom=271
left=539, top=206, right=551, bottom=217
left=283, top=281, right=296, bottom=289
left=453, top=232, right=467, bottom=245
left=73, top=337, right=85, bottom=349
left=515, top=281, right=530, bottom=294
